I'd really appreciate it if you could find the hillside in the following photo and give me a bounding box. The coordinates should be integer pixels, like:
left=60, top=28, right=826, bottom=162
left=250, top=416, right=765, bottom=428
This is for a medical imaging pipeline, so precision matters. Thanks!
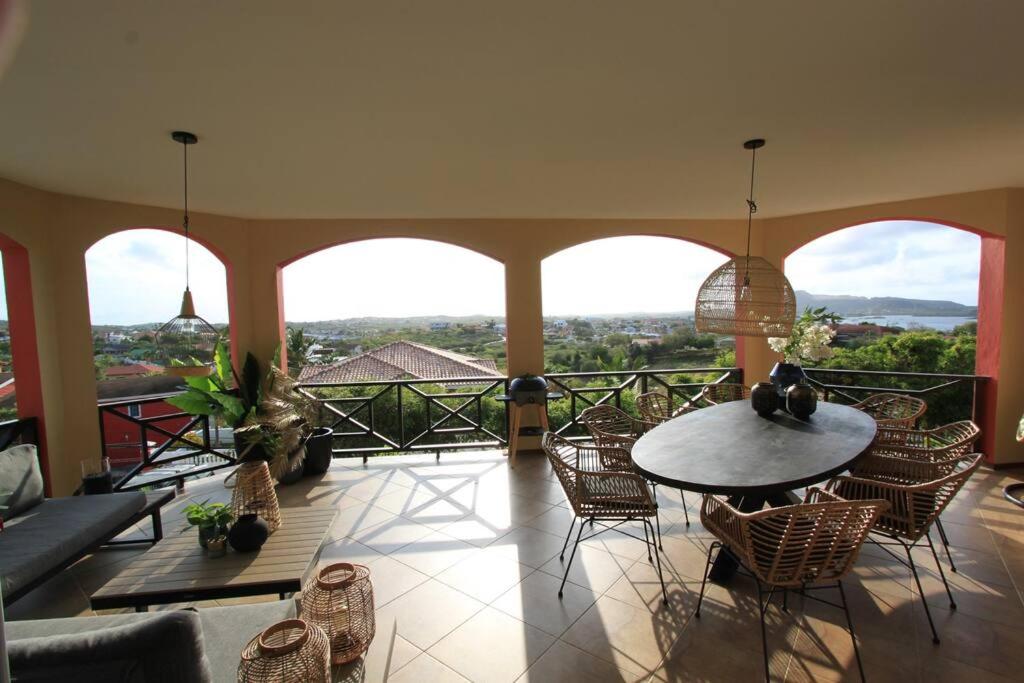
left=795, top=291, right=976, bottom=317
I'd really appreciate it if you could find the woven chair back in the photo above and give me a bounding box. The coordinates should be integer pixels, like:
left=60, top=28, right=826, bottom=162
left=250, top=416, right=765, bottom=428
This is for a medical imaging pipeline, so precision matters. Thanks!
left=872, top=420, right=980, bottom=467
left=580, top=405, right=637, bottom=445
left=852, top=392, right=927, bottom=429
left=636, top=392, right=671, bottom=424
left=701, top=383, right=751, bottom=405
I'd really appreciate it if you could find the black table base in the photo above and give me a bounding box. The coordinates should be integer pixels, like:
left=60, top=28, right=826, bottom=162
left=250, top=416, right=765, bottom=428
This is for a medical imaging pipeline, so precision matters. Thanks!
left=706, top=490, right=801, bottom=583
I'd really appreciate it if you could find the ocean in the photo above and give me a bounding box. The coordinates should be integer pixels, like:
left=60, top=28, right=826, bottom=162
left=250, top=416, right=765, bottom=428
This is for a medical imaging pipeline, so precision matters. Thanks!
left=837, top=315, right=976, bottom=332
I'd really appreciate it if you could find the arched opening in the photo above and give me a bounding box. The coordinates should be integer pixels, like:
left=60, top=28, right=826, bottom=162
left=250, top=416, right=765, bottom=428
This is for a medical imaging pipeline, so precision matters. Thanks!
left=541, top=235, right=741, bottom=433
left=785, top=219, right=999, bottom=453
left=85, top=228, right=232, bottom=474
left=280, top=237, right=508, bottom=456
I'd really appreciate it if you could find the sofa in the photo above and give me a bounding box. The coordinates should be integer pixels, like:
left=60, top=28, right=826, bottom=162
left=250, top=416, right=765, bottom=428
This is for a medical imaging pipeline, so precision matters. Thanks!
left=0, top=441, right=156, bottom=605
left=6, top=598, right=298, bottom=682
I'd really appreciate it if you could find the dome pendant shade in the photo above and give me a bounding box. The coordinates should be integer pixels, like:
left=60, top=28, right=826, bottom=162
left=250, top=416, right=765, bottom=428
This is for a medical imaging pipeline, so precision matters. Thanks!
left=695, top=256, right=796, bottom=337
left=157, top=288, right=219, bottom=377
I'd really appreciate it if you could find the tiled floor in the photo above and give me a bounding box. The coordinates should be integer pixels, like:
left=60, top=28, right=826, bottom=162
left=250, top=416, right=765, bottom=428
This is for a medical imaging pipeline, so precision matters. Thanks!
left=9, top=450, right=1024, bottom=682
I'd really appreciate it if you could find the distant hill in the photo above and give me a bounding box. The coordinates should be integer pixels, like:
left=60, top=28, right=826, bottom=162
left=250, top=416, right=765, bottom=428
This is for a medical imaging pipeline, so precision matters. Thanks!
left=795, top=291, right=977, bottom=317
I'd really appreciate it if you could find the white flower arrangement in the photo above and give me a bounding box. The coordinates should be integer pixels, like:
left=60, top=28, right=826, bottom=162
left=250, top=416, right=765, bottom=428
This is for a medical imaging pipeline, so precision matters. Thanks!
left=768, top=308, right=838, bottom=366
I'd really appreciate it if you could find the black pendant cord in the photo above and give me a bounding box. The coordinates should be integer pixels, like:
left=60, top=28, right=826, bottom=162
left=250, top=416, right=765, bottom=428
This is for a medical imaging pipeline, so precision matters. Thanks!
left=744, top=143, right=758, bottom=279
left=182, top=138, right=191, bottom=292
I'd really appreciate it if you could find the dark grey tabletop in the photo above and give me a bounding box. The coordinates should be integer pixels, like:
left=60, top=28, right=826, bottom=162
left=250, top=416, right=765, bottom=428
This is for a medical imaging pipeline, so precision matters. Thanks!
left=631, top=400, right=877, bottom=496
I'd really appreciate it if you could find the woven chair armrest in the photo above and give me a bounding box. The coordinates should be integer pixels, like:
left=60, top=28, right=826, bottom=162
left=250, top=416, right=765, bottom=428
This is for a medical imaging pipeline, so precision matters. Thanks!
left=671, top=404, right=697, bottom=417
left=700, top=494, right=747, bottom=552
left=577, top=470, right=653, bottom=505
left=803, top=487, right=845, bottom=504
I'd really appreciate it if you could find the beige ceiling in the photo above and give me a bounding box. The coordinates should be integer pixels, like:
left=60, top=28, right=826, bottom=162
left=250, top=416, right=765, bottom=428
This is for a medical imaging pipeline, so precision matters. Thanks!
left=1, top=1, right=1023, bottom=220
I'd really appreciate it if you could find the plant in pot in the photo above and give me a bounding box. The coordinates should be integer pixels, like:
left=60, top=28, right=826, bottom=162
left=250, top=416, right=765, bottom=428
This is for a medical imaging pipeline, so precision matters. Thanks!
left=766, top=307, right=838, bottom=398
left=182, top=500, right=234, bottom=549
left=302, top=402, right=334, bottom=476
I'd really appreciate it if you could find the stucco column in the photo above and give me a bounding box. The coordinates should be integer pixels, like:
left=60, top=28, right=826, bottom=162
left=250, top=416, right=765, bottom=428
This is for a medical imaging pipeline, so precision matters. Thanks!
left=244, top=245, right=288, bottom=370
left=503, top=252, right=545, bottom=377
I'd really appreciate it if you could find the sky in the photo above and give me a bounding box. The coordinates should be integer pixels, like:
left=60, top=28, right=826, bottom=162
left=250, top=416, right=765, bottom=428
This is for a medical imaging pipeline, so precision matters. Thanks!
left=65, top=222, right=980, bottom=326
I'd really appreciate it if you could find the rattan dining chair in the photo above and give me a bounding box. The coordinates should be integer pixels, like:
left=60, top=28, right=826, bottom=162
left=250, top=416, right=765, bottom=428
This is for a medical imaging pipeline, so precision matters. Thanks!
left=541, top=432, right=667, bottom=604
left=580, top=404, right=686, bottom=530
left=851, top=392, right=927, bottom=429
left=826, top=452, right=982, bottom=644
left=696, top=490, right=888, bottom=683
left=699, top=383, right=751, bottom=406
left=868, top=420, right=981, bottom=568
left=635, top=391, right=696, bottom=427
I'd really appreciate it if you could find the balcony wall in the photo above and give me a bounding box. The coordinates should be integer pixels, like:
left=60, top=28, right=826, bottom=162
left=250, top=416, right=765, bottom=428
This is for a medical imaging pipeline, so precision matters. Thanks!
left=1, top=177, right=1022, bottom=495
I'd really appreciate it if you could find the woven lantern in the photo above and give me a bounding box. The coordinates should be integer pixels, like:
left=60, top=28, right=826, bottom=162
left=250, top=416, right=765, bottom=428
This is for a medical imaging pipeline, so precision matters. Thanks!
left=694, top=139, right=796, bottom=338
left=229, top=461, right=282, bottom=533
left=302, top=563, right=376, bottom=665
left=238, top=619, right=331, bottom=683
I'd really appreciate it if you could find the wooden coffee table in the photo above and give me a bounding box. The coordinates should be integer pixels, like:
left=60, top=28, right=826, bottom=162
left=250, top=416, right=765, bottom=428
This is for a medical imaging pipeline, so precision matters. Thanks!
left=90, top=506, right=337, bottom=612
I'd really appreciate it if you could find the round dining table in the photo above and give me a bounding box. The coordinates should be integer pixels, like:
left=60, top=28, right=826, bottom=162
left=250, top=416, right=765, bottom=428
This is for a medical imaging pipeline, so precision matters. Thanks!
left=632, top=400, right=877, bottom=582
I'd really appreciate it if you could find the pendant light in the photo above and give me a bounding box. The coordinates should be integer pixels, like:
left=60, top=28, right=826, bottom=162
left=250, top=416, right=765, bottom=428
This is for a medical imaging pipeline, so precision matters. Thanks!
left=156, top=131, right=219, bottom=377
left=694, top=139, right=796, bottom=337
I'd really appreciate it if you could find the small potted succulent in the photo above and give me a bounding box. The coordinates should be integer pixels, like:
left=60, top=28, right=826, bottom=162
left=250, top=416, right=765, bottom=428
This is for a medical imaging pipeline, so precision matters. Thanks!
left=182, top=500, right=234, bottom=549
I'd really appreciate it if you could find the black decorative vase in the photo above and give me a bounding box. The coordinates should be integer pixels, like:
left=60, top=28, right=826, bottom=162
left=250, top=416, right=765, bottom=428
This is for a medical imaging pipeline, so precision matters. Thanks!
left=277, top=458, right=304, bottom=486
left=509, top=374, right=548, bottom=406
left=228, top=513, right=269, bottom=553
left=303, top=427, right=334, bottom=476
left=786, top=383, right=818, bottom=420
left=750, top=382, right=779, bottom=417
left=769, top=362, right=807, bottom=398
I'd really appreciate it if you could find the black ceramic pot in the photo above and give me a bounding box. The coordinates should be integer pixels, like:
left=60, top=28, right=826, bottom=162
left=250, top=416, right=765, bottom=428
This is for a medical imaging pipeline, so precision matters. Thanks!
left=770, top=363, right=807, bottom=398
left=786, top=383, right=818, bottom=420
left=228, top=514, right=270, bottom=553
left=508, top=374, right=548, bottom=406
left=277, top=457, right=304, bottom=486
left=303, top=427, right=333, bottom=476
left=750, top=382, right=779, bottom=417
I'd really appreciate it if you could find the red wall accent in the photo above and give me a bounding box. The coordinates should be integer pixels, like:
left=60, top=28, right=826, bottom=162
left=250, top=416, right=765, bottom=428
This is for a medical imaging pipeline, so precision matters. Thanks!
left=976, top=236, right=1005, bottom=461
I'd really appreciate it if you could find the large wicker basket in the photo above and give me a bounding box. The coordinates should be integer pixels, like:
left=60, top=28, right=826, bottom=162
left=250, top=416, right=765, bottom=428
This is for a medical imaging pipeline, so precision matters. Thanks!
left=237, top=619, right=331, bottom=682
left=302, top=563, right=376, bottom=665
left=229, top=460, right=282, bottom=533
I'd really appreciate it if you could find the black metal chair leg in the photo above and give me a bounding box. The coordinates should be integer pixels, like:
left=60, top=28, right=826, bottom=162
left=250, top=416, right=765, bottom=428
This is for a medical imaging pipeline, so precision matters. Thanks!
left=755, top=579, right=771, bottom=683
left=681, top=490, right=691, bottom=526
left=694, top=541, right=718, bottom=618
left=837, top=580, right=866, bottom=683
left=641, top=515, right=654, bottom=562
left=654, top=505, right=664, bottom=550
left=906, top=541, right=941, bottom=644
left=559, top=521, right=586, bottom=598
left=926, top=531, right=957, bottom=609
left=782, top=588, right=789, bottom=613
left=935, top=518, right=957, bottom=573
left=559, top=516, right=577, bottom=560
left=646, top=518, right=669, bottom=606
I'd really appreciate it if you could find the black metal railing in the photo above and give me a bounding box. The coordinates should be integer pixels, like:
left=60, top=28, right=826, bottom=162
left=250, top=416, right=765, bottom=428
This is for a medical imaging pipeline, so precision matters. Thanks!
left=298, top=377, right=509, bottom=461
left=0, top=416, right=38, bottom=450
left=802, top=368, right=988, bottom=425
left=546, top=367, right=743, bottom=437
left=98, top=393, right=236, bottom=491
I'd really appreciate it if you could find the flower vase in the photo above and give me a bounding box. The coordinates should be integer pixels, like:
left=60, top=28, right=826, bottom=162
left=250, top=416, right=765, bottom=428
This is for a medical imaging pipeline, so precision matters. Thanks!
left=229, top=461, right=282, bottom=533
left=769, top=362, right=806, bottom=399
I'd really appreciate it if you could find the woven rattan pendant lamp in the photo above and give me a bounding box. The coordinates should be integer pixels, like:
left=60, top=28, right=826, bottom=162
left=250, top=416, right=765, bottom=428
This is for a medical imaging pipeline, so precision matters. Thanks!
left=694, top=139, right=796, bottom=337
left=155, top=131, right=219, bottom=377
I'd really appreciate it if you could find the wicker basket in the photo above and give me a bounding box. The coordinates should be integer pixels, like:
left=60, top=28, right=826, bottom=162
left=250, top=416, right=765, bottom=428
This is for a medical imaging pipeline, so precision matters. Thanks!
left=237, top=619, right=331, bottom=682
left=229, top=461, right=282, bottom=533
left=302, top=563, right=376, bottom=665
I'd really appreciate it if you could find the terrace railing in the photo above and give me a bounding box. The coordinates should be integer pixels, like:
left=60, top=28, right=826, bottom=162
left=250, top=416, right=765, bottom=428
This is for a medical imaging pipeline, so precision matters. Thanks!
left=297, top=377, right=509, bottom=461
left=0, top=416, right=38, bottom=451
left=802, top=368, right=988, bottom=425
left=98, top=393, right=237, bottom=491
left=545, top=367, right=742, bottom=437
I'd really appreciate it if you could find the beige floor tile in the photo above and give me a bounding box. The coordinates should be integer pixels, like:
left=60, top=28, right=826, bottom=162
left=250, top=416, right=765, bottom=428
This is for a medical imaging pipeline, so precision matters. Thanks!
left=327, top=503, right=398, bottom=540
left=538, top=543, right=632, bottom=594
left=374, top=579, right=484, bottom=650
left=490, top=569, right=598, bottom=637
left=522, top=504, right=577, bottom=536
left=580, top=521, right=659, bottom=562
left=603, top=556, right=693, bottom=613
left=388, top=652, right=470, bottom=682
left=561, top=594, right=686, bottom=675
left=349, top=554, right=429, bottom=608
left=351, top=515, right=434, bottom=554
left=389, top=530, right=478, bottom=576
left=487, top=525, right=570, bottom=568
left=517, top=639, right=648, bottom=682
left=318, top=536, right=386, bottom=566
left=439, top=515, right=514, bottom=546
left=334, top=617, right=420, bottom=683
left=429, top=606, right=556, bottom=682
left=436, top=546, right=534, bottom=603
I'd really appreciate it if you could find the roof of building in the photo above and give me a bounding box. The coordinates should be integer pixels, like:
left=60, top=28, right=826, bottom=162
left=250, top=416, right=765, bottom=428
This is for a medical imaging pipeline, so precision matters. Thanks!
left=297, top=341, right=502, bottom=384
left=96, top=374, right=187, bottom=402
left=104, top=364, right=163, bottom=377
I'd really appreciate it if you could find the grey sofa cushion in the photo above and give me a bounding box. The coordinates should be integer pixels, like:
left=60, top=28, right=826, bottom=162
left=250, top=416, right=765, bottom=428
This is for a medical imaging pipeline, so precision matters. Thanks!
left=8, top=610, right=212, bottom=683
left=0, top=491, right=146, bottom=597
left=0, top=444, right=44, bottom=520
left=8, top=600, right=298, bottom=683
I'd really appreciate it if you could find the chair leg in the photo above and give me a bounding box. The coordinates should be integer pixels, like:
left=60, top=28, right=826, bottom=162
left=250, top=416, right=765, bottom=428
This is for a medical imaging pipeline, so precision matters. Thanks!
left=641, top=515, right=654, bottom=562
left=681, top=490, right=691, bottom=526
left=694, top=541, right=719, bottom=618
left=646, top=518, right=668, bottom=606
left=837, top=580, right=866, bottom=683
left=559, top=520, right=586, bottom=599
left=926, top=531, right=957, bottom=609
left=905, top=541, right=940, bottom=644
left=935, top=518, right=957, bottom=573
left=559, top=516, right=577, bottom=560
left=654, top=506, right=663, bottom=550
left=755, top=579, right=771, bottom=683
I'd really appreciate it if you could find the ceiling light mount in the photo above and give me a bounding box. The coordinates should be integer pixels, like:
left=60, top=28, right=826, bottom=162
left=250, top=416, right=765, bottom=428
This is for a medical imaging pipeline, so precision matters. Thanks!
left=171, top=131, right=198, bottom=145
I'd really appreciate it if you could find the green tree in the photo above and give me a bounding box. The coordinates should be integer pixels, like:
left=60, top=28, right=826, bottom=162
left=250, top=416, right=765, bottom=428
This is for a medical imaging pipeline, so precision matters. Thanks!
left=286, top=327, right=312, bottom=375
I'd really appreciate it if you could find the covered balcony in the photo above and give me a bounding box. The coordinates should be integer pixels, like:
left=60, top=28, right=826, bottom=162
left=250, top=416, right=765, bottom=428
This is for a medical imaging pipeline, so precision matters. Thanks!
left=1, top=2, right=1024, bottom=682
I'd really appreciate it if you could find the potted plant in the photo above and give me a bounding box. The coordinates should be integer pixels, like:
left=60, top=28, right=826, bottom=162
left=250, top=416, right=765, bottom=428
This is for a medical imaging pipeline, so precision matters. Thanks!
left=182, top=500, right=234, bottom=549
left=767, top=307, right=838, bottom=397
left=302, top=405, right=334, bottom=476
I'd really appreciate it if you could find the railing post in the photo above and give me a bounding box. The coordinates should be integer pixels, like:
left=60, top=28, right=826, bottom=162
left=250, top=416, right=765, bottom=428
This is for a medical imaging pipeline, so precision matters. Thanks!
left=97, top=405, right=108, bottom=462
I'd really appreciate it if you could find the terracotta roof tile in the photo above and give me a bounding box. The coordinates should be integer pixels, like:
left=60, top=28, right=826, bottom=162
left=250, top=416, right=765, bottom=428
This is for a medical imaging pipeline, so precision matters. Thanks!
left=298, top=341, right=502, bottom=384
